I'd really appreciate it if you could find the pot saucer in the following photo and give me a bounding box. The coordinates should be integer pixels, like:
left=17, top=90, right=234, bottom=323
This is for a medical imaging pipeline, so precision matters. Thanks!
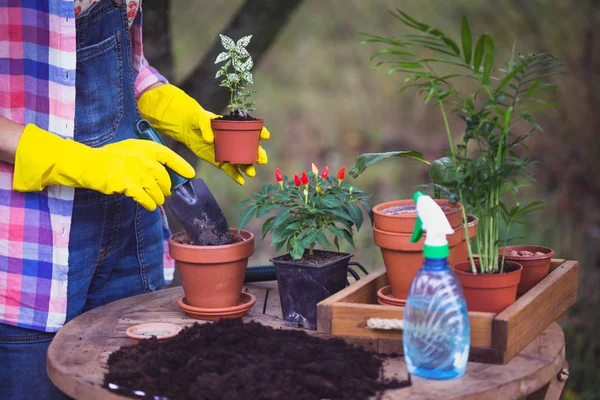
left=126, top=322, right=182, bottom=344
left=377, top=285, right=406, bottom=307
left=177, top=292, right=256, bottom=321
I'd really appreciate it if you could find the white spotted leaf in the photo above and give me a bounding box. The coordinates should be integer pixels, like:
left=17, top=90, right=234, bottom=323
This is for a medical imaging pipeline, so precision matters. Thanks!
left=240, top=57, right=254, bottom=72
left=215, top=52, right=230, bottom=64
left=219, top=34, right=235, bottom=50
left=236, top=46, right=250, bottom=57
left=236, top=35, right=252, bottom=48
left=243, top=72, right=254, bottom=84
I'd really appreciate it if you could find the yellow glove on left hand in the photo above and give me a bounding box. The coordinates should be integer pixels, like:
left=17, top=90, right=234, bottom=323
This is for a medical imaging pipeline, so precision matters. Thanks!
left=138, top=84, right=270, bottom=185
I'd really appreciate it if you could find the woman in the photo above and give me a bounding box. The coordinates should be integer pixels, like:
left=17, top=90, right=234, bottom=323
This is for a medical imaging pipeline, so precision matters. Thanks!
left=0, top=1, right=270, bottom=398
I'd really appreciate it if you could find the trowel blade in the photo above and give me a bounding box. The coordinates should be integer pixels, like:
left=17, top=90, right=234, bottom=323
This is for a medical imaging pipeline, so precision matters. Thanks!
left=166, top=178, right=232, bottom=246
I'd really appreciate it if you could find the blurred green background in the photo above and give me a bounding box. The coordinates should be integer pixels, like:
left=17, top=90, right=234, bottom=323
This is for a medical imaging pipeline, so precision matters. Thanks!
left=158, top=1, right=599, bottom=398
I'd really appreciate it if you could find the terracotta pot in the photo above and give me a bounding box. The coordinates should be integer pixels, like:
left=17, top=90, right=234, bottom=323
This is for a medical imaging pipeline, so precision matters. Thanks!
left=373, top=221, right=474, bottom=299
left=372, top=199, right=463, bottom=233
left=452, top=260, right=523, bottom=314
left=168, top=229, right=254, bottom=308
left=211, top=119, right=263, bottom=164
left=500, top=245, right=555, bottom=295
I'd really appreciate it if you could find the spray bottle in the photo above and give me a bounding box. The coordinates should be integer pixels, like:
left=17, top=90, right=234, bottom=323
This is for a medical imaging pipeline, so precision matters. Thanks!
left=403, top=191, right=470, bottom=379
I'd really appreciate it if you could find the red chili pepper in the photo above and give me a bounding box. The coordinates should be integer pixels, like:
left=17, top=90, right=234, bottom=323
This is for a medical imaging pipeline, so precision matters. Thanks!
left=337, top=167, right=346, bottom=180
left=321, top=166, right=329, bottom=179
left=294, top=173, right=302, bottom=186
left=275, top=167, right=283, bottom=182
left=301, top=170, right=309, bottom=185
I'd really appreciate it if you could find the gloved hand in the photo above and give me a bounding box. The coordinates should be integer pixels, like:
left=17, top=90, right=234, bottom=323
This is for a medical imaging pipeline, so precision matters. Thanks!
left=13, top=124, right=195, bottom=211
left=137, top=84, right=269, bottom=185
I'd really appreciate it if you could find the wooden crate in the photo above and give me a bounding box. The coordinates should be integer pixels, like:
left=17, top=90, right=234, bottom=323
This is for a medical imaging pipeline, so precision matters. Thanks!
left=317, top=259, right=578, bottom=364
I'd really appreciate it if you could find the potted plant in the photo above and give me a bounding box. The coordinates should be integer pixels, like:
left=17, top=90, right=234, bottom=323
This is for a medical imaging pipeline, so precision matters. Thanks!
left=168, top=229, right=255, bottom=312
left=211, top=34, right=262, bottom=164
left=362, top=10, right=563, bottom=312
left=349, top=154, right=478, bottom=300
left=237, top=164, right=371, bottom=329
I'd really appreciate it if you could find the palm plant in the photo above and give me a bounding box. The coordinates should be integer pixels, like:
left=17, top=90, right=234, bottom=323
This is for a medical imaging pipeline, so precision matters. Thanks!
left=361, top=10, right=564, bottom=274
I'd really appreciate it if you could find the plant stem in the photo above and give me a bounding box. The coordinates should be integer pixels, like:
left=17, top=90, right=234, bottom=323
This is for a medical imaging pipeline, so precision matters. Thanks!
left=439, top=99, right=478, bottom=274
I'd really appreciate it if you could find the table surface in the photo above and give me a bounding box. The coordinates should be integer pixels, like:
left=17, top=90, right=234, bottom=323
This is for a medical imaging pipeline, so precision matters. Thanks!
left=47, top=281, right=567, bottom=400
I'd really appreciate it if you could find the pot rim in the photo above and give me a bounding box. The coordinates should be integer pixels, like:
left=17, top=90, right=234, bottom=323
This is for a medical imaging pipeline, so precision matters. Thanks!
left=499, top=245, right=555, bottom=261
left=453, top=259, right=523, bottom=276
left=210, top=118, right=264, bottom=126
left=372, top=199, right=461, bottom=219
left=270, top=250, right=352, bottom=269
left=168, top=229, right=254, bottom=250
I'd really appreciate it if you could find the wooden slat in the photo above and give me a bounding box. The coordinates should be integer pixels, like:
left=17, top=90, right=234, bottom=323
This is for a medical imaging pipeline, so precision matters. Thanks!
left=493, top=260, right=579, bottom=363
left=549, top=258, right=566, bottom=272
left=317, top=267, right=388, bottom=333
left=330, top=302, right=494, bottom=348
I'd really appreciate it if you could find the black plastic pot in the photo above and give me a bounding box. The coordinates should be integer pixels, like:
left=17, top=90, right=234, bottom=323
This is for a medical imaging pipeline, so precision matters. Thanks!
left=270, top=250, right=363, bottom=330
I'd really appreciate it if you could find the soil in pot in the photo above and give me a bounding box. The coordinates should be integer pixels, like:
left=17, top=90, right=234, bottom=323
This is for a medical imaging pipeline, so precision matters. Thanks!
left=373, top=199, right=463, bottom=233
left=453, top=260, right=522, bottom=314
left=104, top=319, right=406, bottom=400
left=501, top=245, right=555, bottom=294
left=272, top=250, right=351, bottom=330
left=215, top=112, right=259, bottom=121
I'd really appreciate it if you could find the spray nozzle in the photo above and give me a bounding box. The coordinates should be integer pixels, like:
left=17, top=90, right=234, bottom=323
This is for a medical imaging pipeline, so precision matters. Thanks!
left=410, top=191, right=454, bottom=258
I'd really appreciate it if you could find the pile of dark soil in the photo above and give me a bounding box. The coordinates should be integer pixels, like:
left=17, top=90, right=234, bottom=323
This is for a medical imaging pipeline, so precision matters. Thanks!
left=217, top=112, right=258, bottom=121
left=105, top=318, right=406, bottom=400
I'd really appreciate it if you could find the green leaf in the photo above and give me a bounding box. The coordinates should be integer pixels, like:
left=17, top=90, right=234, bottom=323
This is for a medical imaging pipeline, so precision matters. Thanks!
left=290, top=242, right=305, bottom=260
left=275, top=191, right=292, bottom=202
left=272, top=208, right=291, bottom=228
left=272, top=221, right=301, bottom=244
left=342, top=229, right=356, bottom=249
left=319, top=196, right=342, bottom=208
left=348, top=204, right=364, bottom=231
left=325, top=208, right=354, bottom=223
left=483, top=35, right=494, bottom=84
left=316, top=231, right=331, bottom=248
left=428, top=157, right=458, bottom=186
left=301, top=229, right=321, bottom=248
left=349, top=151, right=427, bottom=178
left=237, top=205, right=257, bottom=231
left=442, top=37, right=460, bottom=56
left=461, top=15, right=472, bottom=64
left=370, top=48, right=415, bottom=60
left=256, top=202, right=280, bottom=217
left=326, top=225, right=345, bottom=238
left=473, top=34, right=486, bottom=73
left=261, top=216, right=275, bottom=239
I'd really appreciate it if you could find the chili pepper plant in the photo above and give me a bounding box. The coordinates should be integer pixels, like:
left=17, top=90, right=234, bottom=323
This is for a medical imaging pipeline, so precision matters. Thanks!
left=237, top=164, right=372, bottom=261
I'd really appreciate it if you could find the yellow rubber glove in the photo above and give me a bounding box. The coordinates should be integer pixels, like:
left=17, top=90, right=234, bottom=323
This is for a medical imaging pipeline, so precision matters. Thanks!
left=137, top=84, right=269, bottom=185
left=13, top=124, right=196, bottom=211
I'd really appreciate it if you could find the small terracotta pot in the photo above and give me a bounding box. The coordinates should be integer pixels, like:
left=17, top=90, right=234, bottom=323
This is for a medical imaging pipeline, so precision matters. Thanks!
left=373, top=221, right=473, bottom=299
left=211, top=119, right=263, bottom=164
left=168, top=229, right=254, bottom=308
left=452, top=260, right=523, bottom=314
left=500, top=245, right=555, bottom=295
left=372, top=199, right=463, bottom=233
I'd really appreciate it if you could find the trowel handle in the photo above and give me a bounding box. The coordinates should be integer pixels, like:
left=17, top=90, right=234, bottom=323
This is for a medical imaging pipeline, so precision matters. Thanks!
left=134, top=119, right=188, bottom=190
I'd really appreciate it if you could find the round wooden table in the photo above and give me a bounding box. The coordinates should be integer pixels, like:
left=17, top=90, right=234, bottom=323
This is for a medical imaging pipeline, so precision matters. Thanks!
left=48, top=281, right=569, bottom=400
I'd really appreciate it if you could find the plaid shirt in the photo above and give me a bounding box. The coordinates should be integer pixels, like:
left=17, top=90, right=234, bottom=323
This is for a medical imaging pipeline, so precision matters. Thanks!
left=0, top=0, right=174, bottom=332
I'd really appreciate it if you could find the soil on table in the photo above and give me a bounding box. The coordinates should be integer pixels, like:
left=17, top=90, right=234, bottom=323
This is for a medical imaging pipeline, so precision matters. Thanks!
left=104, top=319, right=406, bottom=400
left=275, top=250, right=347, bottom=266
left=506, top=250, right=547, bottom=257
left=215, top=112, right=258, bottom=121
left=382, top=204, right=455, bottom=215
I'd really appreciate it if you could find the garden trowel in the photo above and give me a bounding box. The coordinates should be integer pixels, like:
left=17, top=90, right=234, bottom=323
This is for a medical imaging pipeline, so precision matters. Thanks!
left=134, top=119, right=232, bottom=246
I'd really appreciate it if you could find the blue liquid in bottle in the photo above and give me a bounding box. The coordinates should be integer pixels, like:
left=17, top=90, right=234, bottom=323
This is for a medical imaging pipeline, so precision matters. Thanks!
left=403, top=258, right=470, bottom=380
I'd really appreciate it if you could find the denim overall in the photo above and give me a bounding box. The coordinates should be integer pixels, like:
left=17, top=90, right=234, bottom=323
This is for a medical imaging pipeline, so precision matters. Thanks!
left=0, top=2, right=165, bottom=398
